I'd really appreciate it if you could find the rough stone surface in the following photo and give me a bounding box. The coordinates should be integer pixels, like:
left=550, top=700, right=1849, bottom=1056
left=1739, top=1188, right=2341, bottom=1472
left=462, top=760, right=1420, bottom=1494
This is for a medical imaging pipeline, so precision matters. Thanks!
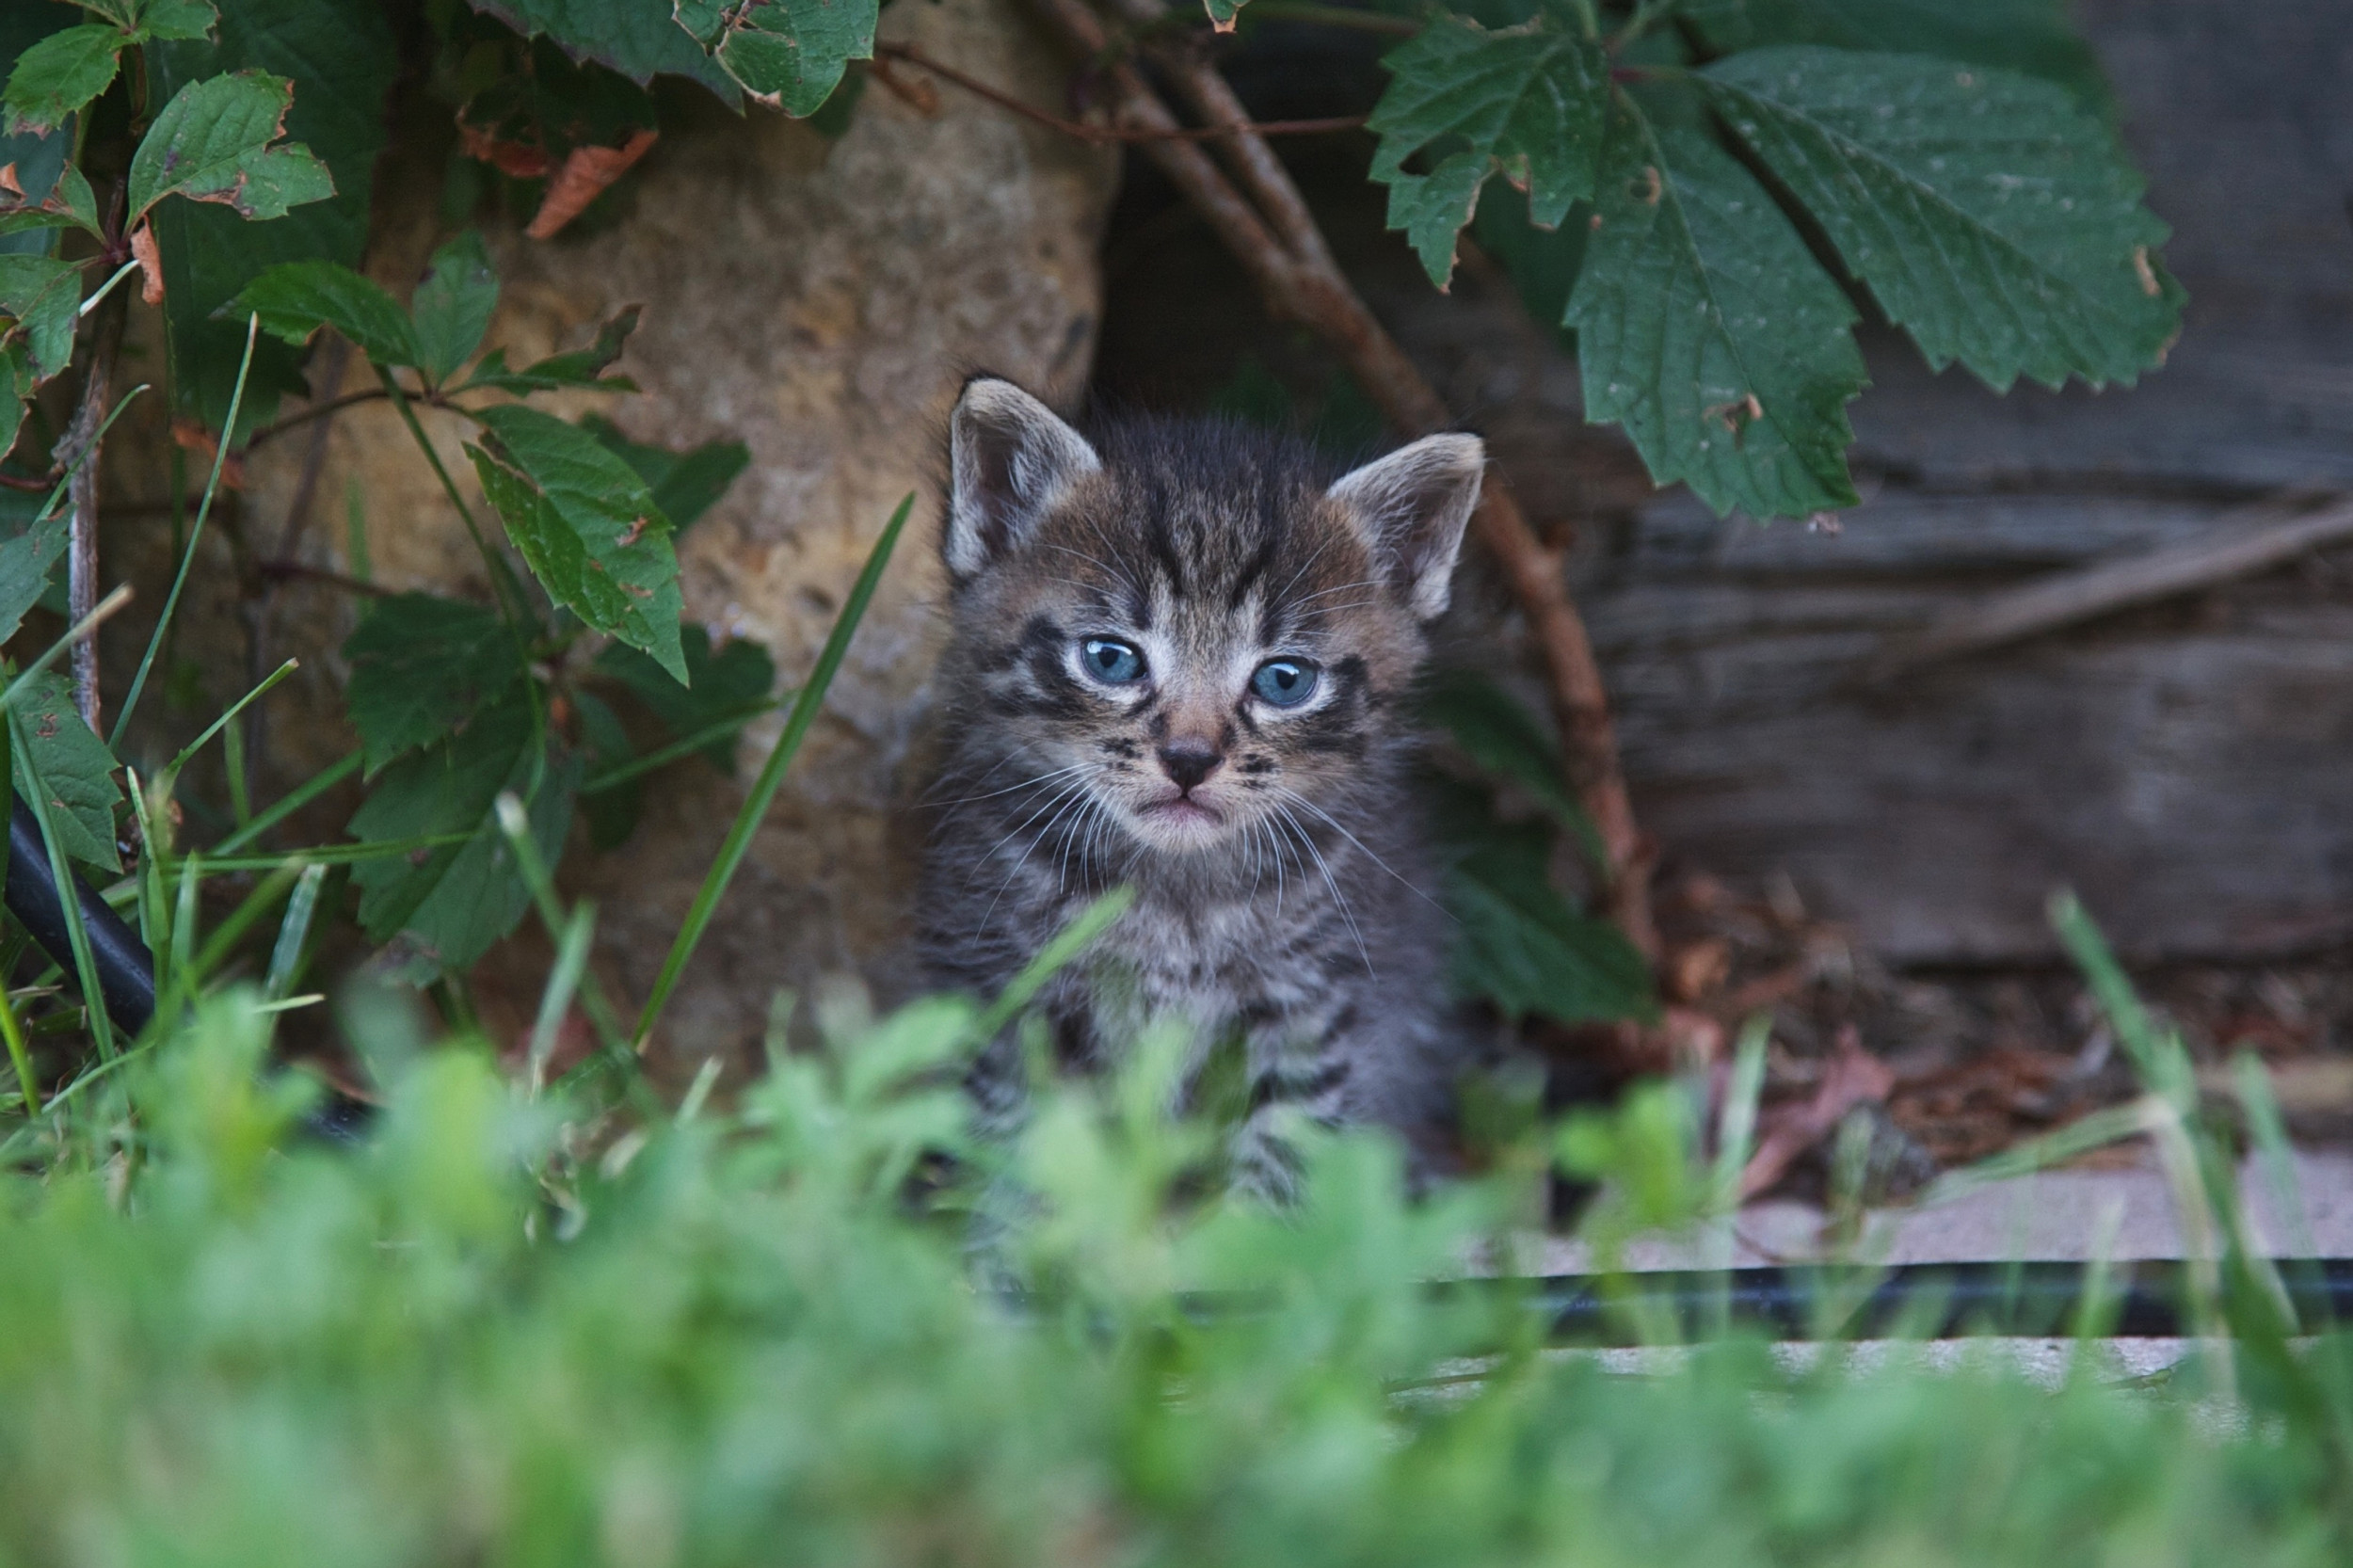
left=112, top=0, right=1116, bottom=1068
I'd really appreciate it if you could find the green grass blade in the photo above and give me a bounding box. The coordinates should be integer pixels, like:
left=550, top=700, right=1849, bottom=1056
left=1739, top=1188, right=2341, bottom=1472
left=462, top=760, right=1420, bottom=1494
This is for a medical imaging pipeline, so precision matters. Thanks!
left=113, top=315, right=261, bottom=750
left=10, top=705, right=115, bottom=1061
left=579, top=700, right=782, bottom=795
left=527, top=904, right=596, bottom=1098
left=492, top=792, right=633, bottom=1069
left=212, top=747, right=361, bottom=856
left=263, top=863, right=328, bottom=1002
left=0, top=584, right=135, bottom=712
left=162, top=658, right=297, bottom=781
left=632, top=492, right=912, bottom=1052
left=969, top=886, right=1135, bottom=1046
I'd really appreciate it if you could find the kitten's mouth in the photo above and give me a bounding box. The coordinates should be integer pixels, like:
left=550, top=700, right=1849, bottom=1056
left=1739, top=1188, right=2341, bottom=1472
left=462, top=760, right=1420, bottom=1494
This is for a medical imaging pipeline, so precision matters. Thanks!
left=1140, top=794, right=1224, bottom=828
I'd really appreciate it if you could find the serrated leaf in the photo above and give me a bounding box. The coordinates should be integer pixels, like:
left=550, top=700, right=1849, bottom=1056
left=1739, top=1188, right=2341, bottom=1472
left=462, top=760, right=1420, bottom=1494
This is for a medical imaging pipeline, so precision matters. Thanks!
left=707, top=0, right=879, bottom=118
left=408, top=230, right=498, bottom=386
left=459, top=304, right=638, bottom=394
left=1448, top=846, right=1655, bottom=1025
left=343, top=593, right=526, bottom=776
left=8, top=671, right=120, bottom=873
left=226, top=259, right=419, bottom=365
left=149, top=0, right=395, bottom=440
left=472, top=0, right=739, bottom=99
left=596, top=624, right=775, bottom=768
left=3, top=25, right=126, bottom=137
left=1566, top=98, right=1864, bottom=520
left=82, top=0, right=218, bottom=40
left=128, top=69, right=334, bottom=222
left=580, top=414, right=748, bottom=531
left=349, top=692, right=573, bottom=974
left=1688, top=0, right=2108, bottom=109
left=0, top=491, right=67, bottom=647
left=469, top=405, right=685, bottom=680
left=1703, top=48, right=2181, bottom=392
left=1369, top=15, right=1608, bottom=288
left=134, top=0, right=221, bottom=42
left=0, top=255, right=83, bottom=382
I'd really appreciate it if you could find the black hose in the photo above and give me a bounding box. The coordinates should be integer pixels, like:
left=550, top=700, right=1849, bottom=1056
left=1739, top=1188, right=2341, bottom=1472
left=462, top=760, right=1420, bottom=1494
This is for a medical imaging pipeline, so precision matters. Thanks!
left=1501, top=1257, right=2353, bottom=1344
left=7, top=791, right=154, bottom=1035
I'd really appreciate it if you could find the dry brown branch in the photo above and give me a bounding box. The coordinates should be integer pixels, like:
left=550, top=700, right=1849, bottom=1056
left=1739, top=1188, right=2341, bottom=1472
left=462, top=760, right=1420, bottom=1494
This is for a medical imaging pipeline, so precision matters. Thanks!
left=1020, top=0, right=1657, bottom=954
left=1868, top=488, right=2353, bottom=679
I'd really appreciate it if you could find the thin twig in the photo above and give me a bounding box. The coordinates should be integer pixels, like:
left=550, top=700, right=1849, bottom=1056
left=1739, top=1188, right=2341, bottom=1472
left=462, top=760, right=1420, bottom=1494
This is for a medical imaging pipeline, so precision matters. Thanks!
left=1023, top=0, right=1658, bottom=956
left=57, top=289, right=128, bottom=730
left=1865, top=488, right=2353, bottom=680
left=872, top=42, right=1367, bottom=144
left=242, top=382, right=386, bottom=448
left=254, top=558, right=389, bottom=598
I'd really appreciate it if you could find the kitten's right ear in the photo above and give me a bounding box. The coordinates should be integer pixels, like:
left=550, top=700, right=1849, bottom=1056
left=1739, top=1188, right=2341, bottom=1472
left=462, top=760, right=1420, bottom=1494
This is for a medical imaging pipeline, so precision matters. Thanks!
left=945, top=376, right=1100, bottom=580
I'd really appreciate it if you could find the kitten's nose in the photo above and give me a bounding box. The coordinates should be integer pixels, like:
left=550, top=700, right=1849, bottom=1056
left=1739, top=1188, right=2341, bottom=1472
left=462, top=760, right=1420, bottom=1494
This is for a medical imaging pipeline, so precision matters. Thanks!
left=1157, top=740, right=1223, bottom=792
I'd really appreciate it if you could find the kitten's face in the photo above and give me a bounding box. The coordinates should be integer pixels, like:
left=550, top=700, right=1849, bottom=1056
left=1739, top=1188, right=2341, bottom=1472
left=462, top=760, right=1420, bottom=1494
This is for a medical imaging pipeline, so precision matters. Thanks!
left=938, top=381, right=1483, bottom=858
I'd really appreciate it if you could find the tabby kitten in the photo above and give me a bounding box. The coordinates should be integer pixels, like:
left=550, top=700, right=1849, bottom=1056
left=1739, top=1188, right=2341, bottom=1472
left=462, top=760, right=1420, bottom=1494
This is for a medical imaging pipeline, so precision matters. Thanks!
left=916, top=376, right=1484, bottom=1191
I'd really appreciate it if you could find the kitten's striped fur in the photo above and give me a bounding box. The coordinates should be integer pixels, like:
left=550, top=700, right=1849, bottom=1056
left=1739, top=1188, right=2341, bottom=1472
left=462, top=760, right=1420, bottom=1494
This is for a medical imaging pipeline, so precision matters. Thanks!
left=917, top=377, right=1484, bottom=1192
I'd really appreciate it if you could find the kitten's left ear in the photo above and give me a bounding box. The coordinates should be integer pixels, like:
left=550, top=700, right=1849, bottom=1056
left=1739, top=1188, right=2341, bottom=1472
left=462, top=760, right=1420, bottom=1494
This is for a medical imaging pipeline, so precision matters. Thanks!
left=945, top=376, right=1101, bottom=581
left=1326, top=433, right=1485, bottom=620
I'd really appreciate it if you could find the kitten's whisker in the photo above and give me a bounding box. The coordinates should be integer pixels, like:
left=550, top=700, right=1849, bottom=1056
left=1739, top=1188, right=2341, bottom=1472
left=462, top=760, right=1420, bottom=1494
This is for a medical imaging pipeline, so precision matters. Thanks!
left=1287, top=575, right=1382, bottom=606
left=1273, top=786, right=1455, bottom=922
left=1271, top=536, right=1344, bottom=605
left=926, top=761, right=1094, bottom=810
left=1273, top=803, right=1372, bottom=979
left=970, top=776, right=1094, bottom=885
left=974, top=778, right=1097, bottom=936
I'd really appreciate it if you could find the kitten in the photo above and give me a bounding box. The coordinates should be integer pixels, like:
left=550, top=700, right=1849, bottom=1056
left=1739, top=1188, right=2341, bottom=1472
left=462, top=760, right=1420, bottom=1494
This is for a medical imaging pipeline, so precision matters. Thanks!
left=916, top=376, right=1484, bottom=1192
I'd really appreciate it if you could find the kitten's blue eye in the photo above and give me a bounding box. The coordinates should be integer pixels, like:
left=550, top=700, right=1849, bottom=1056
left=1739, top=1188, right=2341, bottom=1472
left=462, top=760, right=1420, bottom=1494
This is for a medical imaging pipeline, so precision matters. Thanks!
left=1080, top=637, right=1144, bottom=684
left=1251, top=658, right=1319, bottom=708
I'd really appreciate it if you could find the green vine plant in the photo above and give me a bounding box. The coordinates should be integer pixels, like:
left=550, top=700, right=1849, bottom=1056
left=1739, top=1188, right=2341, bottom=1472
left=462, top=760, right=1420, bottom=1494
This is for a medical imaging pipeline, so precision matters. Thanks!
left=0, top=0, right=2181, bottom=1112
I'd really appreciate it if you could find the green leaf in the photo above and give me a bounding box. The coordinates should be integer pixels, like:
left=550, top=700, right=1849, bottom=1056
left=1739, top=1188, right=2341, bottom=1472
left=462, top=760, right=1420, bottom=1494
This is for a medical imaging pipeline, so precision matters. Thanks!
left=8, top=671, right=121, bottom=873
left=1687, top=0, right=2109, bottom=109
left=1565, top=97, right=1864, bottom=519
left=0, top=255, right=83, bottom=382
left=572, top=687, right=640, bottom=849
left=1702, top=49, right=2182, bottom=392
left=579, top=414, right=748, bottom=531
left=3, top=25, right=126, bottom=137
left=595, top=624, right=775, bottom=768
left=1369, top=16, right=1608, bottom=288
left=0, top=166, right=104, bottom=246
left=81, top=0, right=219, bottom=40
left=470, top=0, right=739, bottom=99
left=0, top=491, right=67, bottom=647
left=226, top=260, right=419, bottom=365
left=459, top=304, right=638, bottom=394
left=1449, top=845, right=1655, bottom=1025
left=150, top=0, right=397, bottom=439
left=408, top=230, right=499, bottom=386
left=698, top=0, right=880, bottom=118
left=348, top=692, right=574, bottom=974
left=1417, top=668, right=1596, bottom=856
left=468, top=405, right=686, bottom=680
left=343, top=593, right=526, bottom=776
left=0, top=344, right=28, bottom=457
left=128, top=69, right=334, bottom=222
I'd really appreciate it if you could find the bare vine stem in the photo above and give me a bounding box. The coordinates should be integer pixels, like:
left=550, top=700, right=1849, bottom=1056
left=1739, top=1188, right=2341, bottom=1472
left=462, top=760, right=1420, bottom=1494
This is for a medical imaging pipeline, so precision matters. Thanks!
left=872, top=41, right=1366, bottom=142
left=1019, top=0, right=1658, bottom=956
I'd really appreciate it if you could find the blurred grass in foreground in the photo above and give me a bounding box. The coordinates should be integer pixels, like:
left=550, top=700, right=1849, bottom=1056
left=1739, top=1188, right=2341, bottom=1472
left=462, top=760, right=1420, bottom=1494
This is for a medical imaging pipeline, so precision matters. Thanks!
left=0, top=902, right=2349, bottom=1566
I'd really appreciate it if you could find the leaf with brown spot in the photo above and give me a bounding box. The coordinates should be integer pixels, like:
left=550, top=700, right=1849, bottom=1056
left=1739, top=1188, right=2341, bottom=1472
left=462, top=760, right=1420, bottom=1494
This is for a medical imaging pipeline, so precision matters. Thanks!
left=126, top=69, right=334, bottom=222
